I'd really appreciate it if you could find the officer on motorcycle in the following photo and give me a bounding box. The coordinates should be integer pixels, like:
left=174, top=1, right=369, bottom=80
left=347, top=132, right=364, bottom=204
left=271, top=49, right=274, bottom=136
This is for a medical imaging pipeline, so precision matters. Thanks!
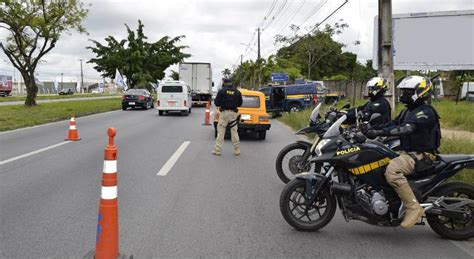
left=367, top=76, right=441, bottom=229
left=347, top=77, right=391, bottom=127
left=212, top=79, right=243, bottom=156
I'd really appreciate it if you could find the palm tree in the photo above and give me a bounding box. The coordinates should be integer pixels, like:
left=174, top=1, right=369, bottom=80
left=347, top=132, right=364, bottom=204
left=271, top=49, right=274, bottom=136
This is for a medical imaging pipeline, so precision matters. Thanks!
left=221, top=68, right=231, bottom=79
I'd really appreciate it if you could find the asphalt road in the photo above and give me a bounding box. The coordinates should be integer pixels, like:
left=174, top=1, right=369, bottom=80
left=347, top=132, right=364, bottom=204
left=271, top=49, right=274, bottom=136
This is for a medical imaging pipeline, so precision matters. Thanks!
left=0, top=95, right=119, bottom=106
left=0, top=107, right=473, bottom=258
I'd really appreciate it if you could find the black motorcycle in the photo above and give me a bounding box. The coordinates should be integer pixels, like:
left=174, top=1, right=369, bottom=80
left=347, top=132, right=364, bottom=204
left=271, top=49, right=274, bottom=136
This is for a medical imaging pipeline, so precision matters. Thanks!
left=276, top=103, right=400, bottom=183
left=279, top=115, right=474, bottom=240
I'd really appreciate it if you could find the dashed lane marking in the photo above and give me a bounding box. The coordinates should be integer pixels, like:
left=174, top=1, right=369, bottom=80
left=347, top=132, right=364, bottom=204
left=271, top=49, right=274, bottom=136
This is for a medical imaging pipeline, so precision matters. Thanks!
left=0, top=141, right=70, bottom=166
left=157, top=141, right=190, bottom=176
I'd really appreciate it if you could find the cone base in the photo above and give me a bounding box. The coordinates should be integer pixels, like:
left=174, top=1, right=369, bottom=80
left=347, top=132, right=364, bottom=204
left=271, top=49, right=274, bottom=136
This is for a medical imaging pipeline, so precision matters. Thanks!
left=83, top=250, right=132, bottom=259
left=65, top=138, right=81, bottom=141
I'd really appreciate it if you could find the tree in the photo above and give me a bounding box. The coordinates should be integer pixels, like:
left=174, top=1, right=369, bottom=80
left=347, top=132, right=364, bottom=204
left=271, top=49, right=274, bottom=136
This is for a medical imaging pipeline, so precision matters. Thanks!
left=170, top=70, right=179, bottom=80
left=221, top=68, right=231, bottom=79
left=0, top=0, right=88, bottom=106
left=88, top=20, right=190, bottom=90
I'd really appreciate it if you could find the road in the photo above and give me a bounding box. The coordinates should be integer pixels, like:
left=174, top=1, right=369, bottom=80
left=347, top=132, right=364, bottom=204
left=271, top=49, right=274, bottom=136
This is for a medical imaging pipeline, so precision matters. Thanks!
left=0, top=95, right=120, bottom=106
left=0, top=108, right=472, bottom=258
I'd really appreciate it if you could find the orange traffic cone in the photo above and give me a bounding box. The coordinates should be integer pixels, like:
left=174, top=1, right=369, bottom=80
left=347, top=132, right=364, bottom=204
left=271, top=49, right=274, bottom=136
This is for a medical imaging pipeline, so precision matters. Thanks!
left=65, top=115, right=81, bottom=141
left=85, top=128, right=130, bottom=259
left=202, top=101, right=211, bottom=126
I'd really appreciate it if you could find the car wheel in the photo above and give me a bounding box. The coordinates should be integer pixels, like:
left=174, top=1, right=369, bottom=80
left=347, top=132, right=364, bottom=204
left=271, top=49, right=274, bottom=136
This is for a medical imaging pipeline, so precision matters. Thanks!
left=151, top=101, right=155, bottom=108
left=257, top=130, right=266, bottom=140
left=122, top=105, right=127, bottom=111
left=289, top=103, right=302, bottom=113
left=143, top=103, right=148, bottom=110
left=158, top=110, right=164, bottom=116
left=189, top=108, right=192, bottom=114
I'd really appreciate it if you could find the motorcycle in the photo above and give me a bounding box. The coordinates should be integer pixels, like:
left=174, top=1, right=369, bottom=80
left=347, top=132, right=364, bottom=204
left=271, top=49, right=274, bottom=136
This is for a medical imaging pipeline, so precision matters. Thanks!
left=275, top=103, right=400, bottom=183
left=279, top=115, right=474, bottom=240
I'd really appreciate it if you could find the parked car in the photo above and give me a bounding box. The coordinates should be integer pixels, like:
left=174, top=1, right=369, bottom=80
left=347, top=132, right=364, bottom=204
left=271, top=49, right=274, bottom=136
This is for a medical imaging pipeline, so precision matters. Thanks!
left=213, top=89, right=271, bottom=140
left=58, top=89, right=74, bottom=95
left=122, top=88, right=154, bottom=110
left=156, top=80, right=192, bottom=116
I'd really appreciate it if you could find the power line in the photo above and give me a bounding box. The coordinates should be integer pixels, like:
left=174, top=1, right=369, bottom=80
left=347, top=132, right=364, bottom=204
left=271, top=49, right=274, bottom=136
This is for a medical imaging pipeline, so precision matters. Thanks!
left=259, top=0, right=278, bottom=28
left=262, top=0, right=289, bottom=31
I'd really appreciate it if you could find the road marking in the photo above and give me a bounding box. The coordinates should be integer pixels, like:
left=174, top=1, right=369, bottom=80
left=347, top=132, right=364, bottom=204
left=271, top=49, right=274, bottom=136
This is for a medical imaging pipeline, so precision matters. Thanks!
left=0, top=141, right=70, bottom=166
left=157, top=141, right=190, bottom=176
left=450, top=240, right=474, bottom=257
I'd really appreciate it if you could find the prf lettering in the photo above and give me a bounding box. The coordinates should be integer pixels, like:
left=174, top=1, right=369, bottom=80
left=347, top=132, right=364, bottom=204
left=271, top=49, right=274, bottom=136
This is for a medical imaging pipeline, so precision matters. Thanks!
left=336, top=146, right=361, bottom=156
left=226, top=90, right=234, bottom=95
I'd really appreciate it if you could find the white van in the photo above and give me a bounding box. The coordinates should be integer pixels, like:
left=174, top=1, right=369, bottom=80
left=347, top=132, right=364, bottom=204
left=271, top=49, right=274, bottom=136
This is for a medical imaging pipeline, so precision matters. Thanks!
left=156, top=80, right=192, bottom=116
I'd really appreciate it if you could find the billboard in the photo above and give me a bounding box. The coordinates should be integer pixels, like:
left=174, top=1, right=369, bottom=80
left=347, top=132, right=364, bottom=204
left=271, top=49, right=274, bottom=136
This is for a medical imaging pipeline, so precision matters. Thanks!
left=373, top=10, right=474, bottom=70
left=271, top=73, right=289, bottom=82
left=0, top=74, right=13, bottom=91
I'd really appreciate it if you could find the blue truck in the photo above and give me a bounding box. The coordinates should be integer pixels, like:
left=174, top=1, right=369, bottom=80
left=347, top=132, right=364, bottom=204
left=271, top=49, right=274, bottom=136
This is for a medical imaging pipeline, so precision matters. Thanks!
left=259, top=82, right=319, bottom=113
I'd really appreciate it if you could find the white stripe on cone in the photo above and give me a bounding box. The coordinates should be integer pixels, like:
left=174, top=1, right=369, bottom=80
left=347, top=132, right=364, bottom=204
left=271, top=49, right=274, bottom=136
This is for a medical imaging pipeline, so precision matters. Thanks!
left=103, top=160, right=117, bottom=174
left=101, top=186, right=118, bottom=199
left=70, top=125, right=77, bottom=130
left=71, top=117, right=76, bottom=122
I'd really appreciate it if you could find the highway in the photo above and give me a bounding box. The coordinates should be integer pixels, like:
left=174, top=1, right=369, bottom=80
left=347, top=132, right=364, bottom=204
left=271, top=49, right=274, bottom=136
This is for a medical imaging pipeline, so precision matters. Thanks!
left=0, top=107, right=472, bottom=258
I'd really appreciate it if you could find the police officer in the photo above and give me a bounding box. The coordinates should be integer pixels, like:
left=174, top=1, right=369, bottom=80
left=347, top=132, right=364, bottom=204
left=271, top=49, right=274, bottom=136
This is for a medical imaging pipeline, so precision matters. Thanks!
left=367, top=76, right=441, bottom=229
left=347, top=77, right=391, bottom=128
left=212, top=79, right=243, bottom=156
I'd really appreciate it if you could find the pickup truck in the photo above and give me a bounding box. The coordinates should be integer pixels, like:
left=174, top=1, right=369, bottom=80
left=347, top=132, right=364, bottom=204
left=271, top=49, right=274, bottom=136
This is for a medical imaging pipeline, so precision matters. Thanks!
left=259, top=83, right=318, bottom=113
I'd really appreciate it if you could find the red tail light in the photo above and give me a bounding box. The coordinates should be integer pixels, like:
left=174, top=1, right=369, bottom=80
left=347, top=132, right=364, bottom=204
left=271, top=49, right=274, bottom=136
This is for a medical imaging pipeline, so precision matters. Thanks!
left=138, top=95, right=145, bottom=100
left=157, top=100, right=160, bottom=106
left=184, top=100, right=187, bottom=107
left=122, top=96, right=126, bottom=100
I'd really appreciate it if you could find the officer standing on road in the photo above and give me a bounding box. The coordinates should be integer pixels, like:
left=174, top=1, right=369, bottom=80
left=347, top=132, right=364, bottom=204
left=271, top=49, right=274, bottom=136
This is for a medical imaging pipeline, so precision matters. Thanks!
left=367, top=76, right=441, bottom=229
left=347, top=77, right=391, bottom=128
left=212, top=79, right=243, bottom=156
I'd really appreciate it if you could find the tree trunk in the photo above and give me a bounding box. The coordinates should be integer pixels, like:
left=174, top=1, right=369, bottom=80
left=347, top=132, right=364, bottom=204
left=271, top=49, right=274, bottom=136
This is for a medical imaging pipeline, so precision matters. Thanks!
left=23, top=72, right=38, bottom=106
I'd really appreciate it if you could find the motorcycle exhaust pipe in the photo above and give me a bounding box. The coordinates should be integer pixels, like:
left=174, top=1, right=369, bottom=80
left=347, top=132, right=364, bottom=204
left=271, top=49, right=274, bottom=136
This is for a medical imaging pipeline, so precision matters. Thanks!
left=331, top=182, right=352, bottom=195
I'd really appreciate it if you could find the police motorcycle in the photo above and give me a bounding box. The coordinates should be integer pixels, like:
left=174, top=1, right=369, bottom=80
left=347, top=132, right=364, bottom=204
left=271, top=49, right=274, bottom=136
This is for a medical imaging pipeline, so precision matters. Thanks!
left=275, top=102, right=400, bottom=183
left=279, top=115, right=474, bottom=240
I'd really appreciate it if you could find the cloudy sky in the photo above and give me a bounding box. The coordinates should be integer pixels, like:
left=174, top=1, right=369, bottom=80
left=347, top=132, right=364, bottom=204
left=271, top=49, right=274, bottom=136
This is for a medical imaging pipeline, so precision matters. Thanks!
left=0, top=0, right=472, bottom=83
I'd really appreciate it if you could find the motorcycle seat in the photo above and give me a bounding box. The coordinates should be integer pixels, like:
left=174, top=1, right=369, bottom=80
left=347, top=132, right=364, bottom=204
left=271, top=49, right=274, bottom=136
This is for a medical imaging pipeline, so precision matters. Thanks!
left=438, top=154, right=474, bottom=164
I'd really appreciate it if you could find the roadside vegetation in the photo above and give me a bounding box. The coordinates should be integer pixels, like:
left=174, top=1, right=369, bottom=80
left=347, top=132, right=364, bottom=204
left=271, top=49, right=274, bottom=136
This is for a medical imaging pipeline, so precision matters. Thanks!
left=0, top=99, right=121, bottom=131
left=0, top=93, right=121, bottom=102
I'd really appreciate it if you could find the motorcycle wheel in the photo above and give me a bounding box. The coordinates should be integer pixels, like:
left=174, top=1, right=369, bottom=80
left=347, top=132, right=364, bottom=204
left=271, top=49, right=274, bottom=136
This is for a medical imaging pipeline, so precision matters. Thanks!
left=275, top=143, right=313, bottom=183
left=280, top=178, right=336, bottom=231
left=426, top=182, right=474, bottom=240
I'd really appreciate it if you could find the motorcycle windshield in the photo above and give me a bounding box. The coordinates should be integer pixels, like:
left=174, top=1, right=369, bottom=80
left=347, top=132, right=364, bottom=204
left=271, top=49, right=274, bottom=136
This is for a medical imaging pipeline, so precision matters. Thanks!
left=323, top=115, right=346, bottom=139
left=309, top=103, right=322, bottom=123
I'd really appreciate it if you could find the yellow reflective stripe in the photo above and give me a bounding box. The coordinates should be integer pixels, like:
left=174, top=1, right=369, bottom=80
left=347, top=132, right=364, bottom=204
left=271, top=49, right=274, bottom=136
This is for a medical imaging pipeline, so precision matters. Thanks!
left=286, top=94, right=307, bottom=99
left=349, top=157, right=391, bottom=175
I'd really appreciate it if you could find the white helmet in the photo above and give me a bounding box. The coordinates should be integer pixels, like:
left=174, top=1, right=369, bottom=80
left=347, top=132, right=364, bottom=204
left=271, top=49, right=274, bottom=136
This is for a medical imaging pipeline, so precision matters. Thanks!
left=397, top=76, right=432, bottom=104
left=366, top=77, right=388, bottom=98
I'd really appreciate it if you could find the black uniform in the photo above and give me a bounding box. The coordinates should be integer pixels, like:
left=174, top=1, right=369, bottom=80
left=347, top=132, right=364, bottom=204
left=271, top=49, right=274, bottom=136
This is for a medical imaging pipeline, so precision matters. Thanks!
left=386, top=104, right=441, bottom=153
left=214, top=85, right=243, bottom=112
left=346, top=96, right=391, bottom=127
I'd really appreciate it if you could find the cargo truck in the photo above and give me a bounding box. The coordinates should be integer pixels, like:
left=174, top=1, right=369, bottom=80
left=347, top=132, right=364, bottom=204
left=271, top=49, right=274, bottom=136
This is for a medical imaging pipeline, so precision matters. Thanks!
left=0, top=75, right=13, bottom=96
left=179, top=62, right=213, bottom=106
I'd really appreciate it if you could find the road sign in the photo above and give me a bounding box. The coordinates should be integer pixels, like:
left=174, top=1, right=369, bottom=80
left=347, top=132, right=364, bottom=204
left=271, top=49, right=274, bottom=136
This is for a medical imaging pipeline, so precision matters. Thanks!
left=271, top=73, right=289, bottom=82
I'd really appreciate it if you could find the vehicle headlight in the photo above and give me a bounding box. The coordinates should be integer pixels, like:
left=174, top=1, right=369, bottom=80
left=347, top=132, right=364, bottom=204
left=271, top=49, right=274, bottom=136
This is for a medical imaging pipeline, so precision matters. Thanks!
left=314, top=139, right=331, bottom=156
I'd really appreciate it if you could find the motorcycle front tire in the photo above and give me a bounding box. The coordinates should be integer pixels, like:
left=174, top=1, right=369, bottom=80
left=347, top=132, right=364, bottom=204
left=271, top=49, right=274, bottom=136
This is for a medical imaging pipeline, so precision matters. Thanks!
left=275, top=142, right=310, bottom=183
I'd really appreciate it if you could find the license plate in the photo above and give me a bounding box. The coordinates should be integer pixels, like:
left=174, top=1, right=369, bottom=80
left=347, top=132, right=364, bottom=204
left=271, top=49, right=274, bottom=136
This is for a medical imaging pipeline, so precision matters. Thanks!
left=241, top=114, right=251, bottom=120
left=168, top=101, right=176, bottom=107
left=129, top=102, right=135, bottom=105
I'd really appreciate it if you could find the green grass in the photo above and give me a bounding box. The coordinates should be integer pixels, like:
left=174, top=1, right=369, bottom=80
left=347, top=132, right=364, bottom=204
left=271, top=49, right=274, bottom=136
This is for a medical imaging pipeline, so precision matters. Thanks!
left=440, top=138, right=474, bottom=184
left=0, top=98, right=122, bottom=131
left=0, top=93, right=121, bottom=102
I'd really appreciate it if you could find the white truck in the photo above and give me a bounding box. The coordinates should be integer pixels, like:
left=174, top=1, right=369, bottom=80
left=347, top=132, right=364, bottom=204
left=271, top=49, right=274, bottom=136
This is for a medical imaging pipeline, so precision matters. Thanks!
left=179, top=62, right=213, bottom=105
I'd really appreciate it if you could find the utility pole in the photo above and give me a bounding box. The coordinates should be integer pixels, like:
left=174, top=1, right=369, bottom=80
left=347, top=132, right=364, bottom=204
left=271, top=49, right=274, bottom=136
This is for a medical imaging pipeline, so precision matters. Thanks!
left=257, top=27, right=261, bottom=87
left=378, top=0, right=396, bottom=117
left=79, top=59, right=84, bottom=94
left=307, top=51, right=312, bottom=80
left=61, top=73, right=63, bottom=91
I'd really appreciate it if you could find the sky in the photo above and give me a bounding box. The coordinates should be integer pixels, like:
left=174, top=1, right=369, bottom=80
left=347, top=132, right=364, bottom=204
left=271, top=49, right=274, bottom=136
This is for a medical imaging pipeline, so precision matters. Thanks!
left=0, top=0, right=473, bottom=84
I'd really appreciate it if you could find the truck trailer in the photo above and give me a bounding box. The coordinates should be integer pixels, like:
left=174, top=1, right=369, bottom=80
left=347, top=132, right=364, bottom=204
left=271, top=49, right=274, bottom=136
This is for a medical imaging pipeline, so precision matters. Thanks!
left=179, top=62, right=213, bottom=106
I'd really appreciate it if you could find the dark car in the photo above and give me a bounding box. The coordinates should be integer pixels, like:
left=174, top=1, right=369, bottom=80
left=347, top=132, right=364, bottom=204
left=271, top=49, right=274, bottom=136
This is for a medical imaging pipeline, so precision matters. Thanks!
left=122, top=89, right=154, bottom=110
left=58, top=89, right=74, bottom=95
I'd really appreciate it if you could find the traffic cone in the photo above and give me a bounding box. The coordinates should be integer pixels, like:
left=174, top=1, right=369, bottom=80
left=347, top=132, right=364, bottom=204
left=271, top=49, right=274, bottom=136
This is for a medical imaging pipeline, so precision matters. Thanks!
left=202, top=101, right=211, bottom=126
left=85, top=128, right=130, bottom=259
left=65, top=115, right=81, bottom=141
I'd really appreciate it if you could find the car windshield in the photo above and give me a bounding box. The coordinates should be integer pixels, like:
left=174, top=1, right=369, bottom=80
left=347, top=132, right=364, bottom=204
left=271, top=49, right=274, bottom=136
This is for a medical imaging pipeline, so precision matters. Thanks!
left=241, top=96, right=260, bottom=108
left=125, top=89, right=145, bottom=95
left=323, top=115, right=346, bottom=138
left=162, top=85, right=183, bottom=93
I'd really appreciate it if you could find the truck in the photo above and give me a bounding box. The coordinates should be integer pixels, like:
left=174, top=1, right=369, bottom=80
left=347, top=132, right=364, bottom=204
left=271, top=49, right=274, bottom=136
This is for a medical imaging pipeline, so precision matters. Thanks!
left=179, top=62, right=213, bottom=106
left=0, top=75, right=13, bottom=96
left=259, top=82, right=318, bottom=113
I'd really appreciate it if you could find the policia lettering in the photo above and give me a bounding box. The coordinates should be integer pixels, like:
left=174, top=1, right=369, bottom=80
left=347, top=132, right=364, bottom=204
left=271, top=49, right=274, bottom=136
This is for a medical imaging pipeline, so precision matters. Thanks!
left=336, top=146, right=361, bottom=156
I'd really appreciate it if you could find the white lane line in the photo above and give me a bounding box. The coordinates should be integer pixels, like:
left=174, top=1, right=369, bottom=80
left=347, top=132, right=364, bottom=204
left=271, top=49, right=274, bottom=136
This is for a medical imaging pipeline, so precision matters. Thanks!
left=157, top=141, right=190, bottom=176
left=0, top=141, right=70, bottom=166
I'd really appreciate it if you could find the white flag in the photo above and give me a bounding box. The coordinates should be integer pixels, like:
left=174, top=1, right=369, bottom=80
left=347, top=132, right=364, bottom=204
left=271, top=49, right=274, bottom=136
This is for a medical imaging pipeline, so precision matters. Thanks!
left=115, top=69, right=128, bottom=90
left=54, top=78, right=59, bottom=92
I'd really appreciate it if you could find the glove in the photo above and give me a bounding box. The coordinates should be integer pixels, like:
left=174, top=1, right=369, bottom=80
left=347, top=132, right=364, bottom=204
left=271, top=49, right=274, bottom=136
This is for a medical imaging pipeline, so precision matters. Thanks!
left=366, top=130, right=384, bottom=139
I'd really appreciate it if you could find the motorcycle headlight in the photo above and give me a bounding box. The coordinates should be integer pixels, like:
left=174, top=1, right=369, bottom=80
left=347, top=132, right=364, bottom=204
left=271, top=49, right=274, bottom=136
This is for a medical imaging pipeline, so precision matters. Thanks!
left=314, top=139, right=331, bottom=156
